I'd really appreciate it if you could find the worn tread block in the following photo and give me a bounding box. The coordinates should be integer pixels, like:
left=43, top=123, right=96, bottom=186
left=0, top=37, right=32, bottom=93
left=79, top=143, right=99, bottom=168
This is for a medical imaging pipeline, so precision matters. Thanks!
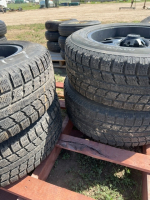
left=65, top=77, right=150, bottom=147
left=0, top=95, right=62, bottom=187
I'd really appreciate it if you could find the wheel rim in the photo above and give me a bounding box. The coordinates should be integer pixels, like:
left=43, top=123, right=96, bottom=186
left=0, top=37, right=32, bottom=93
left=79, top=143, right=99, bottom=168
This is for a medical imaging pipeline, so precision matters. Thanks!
left=0, top=44, right=23, bottom=60
left=88, top=26, right=150, bottom=48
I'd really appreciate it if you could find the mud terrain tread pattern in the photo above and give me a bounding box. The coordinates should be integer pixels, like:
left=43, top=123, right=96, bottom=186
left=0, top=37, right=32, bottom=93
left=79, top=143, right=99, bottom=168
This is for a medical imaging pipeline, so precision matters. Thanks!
left=65, top=77, right=150, bottom=147
left=0, top=95, right=62, bottom=187
left=0, top=48, right=55, bottom=143
left=65, top=37, right=150, bottom=111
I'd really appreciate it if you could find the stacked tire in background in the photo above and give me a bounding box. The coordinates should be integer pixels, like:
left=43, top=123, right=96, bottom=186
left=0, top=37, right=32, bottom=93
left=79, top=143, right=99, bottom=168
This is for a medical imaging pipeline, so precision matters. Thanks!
left=65, top=23, right=150, bottom=148
left=0, top=20, right=7, bottom=43
left=0, top=41, right=62, bottom=187
left=45, top=20, right=61, bottom=53
left=45, top=19, right=77, bottom=53
left=58, top=20, right=101, bottom=60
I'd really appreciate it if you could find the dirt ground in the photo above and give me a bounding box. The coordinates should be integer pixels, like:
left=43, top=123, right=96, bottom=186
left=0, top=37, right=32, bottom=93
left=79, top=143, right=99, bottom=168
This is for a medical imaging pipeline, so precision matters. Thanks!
left=1, top=2, right=150, bottom=26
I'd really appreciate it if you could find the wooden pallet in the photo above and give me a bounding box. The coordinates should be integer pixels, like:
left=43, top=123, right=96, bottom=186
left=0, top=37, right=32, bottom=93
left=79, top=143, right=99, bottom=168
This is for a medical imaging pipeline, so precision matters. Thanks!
left=1, top=82, right=150, bottom=200
left=49, top=51, right=66, bottom=68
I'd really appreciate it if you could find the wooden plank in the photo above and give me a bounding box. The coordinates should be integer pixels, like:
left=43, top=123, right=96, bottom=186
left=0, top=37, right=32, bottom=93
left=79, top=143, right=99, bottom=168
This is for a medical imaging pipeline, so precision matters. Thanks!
left=2, top=176, right=94, bottom=200
left=142, top=145, right=150, bottom=200
left=31, top=116, right=73, bottom=180
left=59, top=99, right=65, bottom=109
left=53, top=63, right=66, bottom=69
left=56, top=82, right=64, bottom=89
left=59, top=61, right=65, bottom=66
left=49, top=51, right=65, bottom=61
left=56, top=134, right=150, bottom=173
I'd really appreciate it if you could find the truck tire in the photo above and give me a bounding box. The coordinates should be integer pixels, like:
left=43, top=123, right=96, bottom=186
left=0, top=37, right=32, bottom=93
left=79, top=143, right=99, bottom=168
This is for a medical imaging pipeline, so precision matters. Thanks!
left=45, top=19, right=77, bottom=31
left=45, top=31, right=60, bottom=42
left=0, top=20, right=7, bottom=36
left=0, top=95, right=62, bottom=187
left=65, top=23, right=150, bottom=111
left=0, top=41, right=55, bottom=143
left=58, top=36, right=67, bottom=50
left=47, top=41, right=61, bottom=52
left=60, top=50, right=65, bottom=60
left=58, top=20, right=101, bottom=36
left=65, top=77, right=150, bottom=147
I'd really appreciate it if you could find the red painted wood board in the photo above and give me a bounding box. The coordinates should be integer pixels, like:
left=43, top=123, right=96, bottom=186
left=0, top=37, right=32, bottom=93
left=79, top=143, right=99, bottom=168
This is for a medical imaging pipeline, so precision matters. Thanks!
left=56, top=82, right=64, bottom=89
left=2, top=176, right=94, bottom=200
left=142, top=145, right=150, bottom=200
left=56, top=134, right=150, bottom=173
left=31, top=116, right=73, bottom=180
left=59, top=99, right=65, bottom=109
left=0, top=189, right=18, bottom=200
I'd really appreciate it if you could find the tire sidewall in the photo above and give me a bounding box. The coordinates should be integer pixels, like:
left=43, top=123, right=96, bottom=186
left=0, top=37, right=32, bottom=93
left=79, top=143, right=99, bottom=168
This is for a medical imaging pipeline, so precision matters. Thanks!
left=68, top=23, right=150, bottom=56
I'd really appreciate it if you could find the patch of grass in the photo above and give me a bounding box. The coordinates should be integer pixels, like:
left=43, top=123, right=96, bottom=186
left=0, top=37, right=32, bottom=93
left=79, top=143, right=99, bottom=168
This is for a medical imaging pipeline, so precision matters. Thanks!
left=51, top=150, right=142, bottom=200
left=7, top=3, right=39, bottom=10
left=6, top=23, right=46, bottom=46
left=75, top=154, right=142, bottom=200
left=62, top=152, right=71, bottom=160
left=55, top=73, right=65, bottom=82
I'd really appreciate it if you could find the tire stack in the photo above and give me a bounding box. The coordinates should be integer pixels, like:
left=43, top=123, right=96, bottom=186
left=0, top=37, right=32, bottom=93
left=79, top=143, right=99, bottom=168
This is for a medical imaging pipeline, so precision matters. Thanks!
left=45, top=20, right=61, bottom=53
left=0, top=20, right=7, bottom=43
left=65, top=23, right=150, bottom=148
left=58, top=20, right=101, bottom=60
left=0, top=41, right=62, bottom=187
left=45, top=19, right=77, bottom=53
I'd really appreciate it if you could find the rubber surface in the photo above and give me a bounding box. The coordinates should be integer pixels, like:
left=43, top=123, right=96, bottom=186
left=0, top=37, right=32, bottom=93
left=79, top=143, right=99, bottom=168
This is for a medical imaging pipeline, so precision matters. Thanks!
left=0, top=20, right=7, bottom=36
left=47, top=41, right=61, bottom=52
left=58, top=36, right=67, bottom=50
left=141, top=16, right=150, bottom=23
left=65, top=77, right=150, bottom=147
left=0, top=94, right=62, bottom=187
left=58, top=20, right=101, bottom=36
left=45, top=31, right=60, bottom=42
left=65, top=23, right=150, bottom=111
left=0, top=36, right=7, bottom=43
left=45, top=19, right=77, bottom=31
left=0, top=41, right=55, bottom=143
left=60, top=50, right=65, bottom=60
